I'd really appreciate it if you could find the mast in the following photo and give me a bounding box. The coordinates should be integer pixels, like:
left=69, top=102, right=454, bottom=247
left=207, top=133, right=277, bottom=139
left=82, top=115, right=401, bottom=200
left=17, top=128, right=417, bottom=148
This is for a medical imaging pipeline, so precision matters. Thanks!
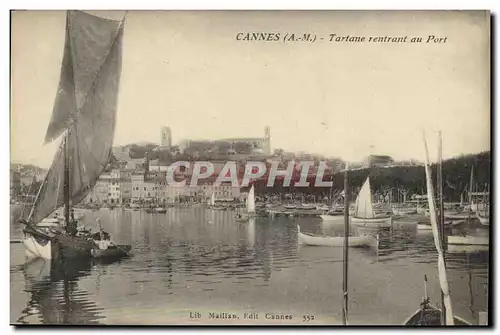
left=342, top=163, right=349, bottom=325
left=437, top=131, right=446, bottom=325
left=64, top=133, right=70, bottom=226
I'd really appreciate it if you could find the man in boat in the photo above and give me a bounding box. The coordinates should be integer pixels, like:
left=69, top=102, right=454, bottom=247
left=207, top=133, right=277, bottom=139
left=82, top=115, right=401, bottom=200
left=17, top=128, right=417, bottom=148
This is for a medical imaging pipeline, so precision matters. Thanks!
left=93, top=218, right=112, bottom=250
left=65, top=209, right=78, bottom=236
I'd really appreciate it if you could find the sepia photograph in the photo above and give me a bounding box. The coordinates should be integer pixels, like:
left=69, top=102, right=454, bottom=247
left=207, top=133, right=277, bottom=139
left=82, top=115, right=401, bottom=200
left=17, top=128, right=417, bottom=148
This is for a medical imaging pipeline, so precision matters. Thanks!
left=9, top=9, right=490, bottom=326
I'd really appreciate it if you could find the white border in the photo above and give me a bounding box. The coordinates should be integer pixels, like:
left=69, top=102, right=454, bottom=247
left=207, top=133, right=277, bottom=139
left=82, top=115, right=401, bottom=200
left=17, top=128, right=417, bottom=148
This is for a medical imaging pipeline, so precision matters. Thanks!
left=4, top=1, right=497, bottom=334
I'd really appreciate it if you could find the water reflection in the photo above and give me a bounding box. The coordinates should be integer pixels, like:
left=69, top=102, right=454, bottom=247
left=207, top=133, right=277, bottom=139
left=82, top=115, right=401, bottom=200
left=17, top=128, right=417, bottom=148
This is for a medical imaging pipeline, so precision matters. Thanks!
left=10, top=207, right=489, bottom=325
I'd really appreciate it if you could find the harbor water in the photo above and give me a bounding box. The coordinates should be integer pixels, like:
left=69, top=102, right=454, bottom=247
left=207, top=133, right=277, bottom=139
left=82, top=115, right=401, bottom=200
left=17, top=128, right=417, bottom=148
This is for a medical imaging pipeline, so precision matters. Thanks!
left=10, top=206, right=489, bottom=325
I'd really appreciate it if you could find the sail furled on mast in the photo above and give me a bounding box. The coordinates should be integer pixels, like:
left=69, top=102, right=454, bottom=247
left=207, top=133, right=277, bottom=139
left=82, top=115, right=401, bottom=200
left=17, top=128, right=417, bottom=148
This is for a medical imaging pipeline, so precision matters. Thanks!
left=30, top=11, right=123, bottom=223
left=422, top=135, right=455, bottom=326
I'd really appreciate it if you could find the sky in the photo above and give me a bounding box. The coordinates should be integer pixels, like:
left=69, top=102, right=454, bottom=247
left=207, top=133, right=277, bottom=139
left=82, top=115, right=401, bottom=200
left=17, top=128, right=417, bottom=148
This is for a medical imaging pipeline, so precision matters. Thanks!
left=11, top=10, right=490, bottom=168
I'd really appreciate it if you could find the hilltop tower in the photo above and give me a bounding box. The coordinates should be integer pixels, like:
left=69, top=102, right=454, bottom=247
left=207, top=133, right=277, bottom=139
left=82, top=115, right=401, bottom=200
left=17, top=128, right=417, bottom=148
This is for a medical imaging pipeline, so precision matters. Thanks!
left=161, top=126, right=172, bottom=149
left=264, top=126, right=271, bottom=154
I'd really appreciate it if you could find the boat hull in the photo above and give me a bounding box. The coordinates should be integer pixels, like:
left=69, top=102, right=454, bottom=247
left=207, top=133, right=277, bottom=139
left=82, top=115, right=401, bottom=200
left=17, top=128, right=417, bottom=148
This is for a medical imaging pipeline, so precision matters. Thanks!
left=23, top=234, right=54, bottom=260
left=319, top=214, right=343, bottom=221
left=298, top=231, right=375, bottom=247
left=351, top=216, right=392, bottom=227
left=91, top=244, right=131, bottom=259
left=404, top=305, right=471, bottom=325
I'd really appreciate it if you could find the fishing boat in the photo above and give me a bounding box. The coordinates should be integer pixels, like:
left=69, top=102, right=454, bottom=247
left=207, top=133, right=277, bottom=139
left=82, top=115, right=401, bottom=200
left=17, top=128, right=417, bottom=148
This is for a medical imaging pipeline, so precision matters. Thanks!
left=297, top=225, right=375, bottom=247
left=301, top=203, right=316, bottom=210
left=351, top=177, right=392, bottom=227
left=284, top=204, right=297, bottom=210
left=404, top=132, right=470, bottom=326
left=404, top=276, right=470, bottom=325
left=235, top=185, right=256, bottom=221
left=19, top=11, right=126, bottom=260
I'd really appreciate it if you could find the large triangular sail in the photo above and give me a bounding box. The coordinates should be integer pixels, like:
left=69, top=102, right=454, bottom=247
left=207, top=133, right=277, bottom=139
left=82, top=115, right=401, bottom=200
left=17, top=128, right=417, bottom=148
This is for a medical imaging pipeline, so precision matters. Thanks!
left=29, top=11, right=124, bottom=223
left=354, top=177, right=374, bottom=219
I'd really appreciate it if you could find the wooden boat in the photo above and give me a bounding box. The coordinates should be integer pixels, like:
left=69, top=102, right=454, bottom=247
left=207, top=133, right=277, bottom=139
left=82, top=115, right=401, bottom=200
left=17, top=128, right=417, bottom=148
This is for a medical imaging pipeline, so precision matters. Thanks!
left=20, top=11, right=126, bottom=260
left=153, top=207, right=167, bottom=213
left=447, top=235, right=489, bottom=246
left=417, top=220, right=462, bottom=230
left=405, top=300, right=470, bottom=325
left=284, top=204, right=297, bottom=209
left=444, top=212, right=470, bottom=220
left=320, top=212, right=343, bottom=221
left=297, top=225, right=375, bottom=247
left=447, top=244, right=489, bottom=253
left=351, top=177, right=391, bottom=227
left=91, top=244, right=132, bottom=259
left=392, top=207, right=417, bottom=216
left=301, top=203, right=316, bottom=210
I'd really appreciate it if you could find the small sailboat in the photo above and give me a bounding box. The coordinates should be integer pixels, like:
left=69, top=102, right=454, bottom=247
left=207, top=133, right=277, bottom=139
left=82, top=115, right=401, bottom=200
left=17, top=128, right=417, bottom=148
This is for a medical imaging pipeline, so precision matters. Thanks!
left=351, top=177, right=392, bottom=227
left=297, top=225, right=375, bottom=247
left=19, top=11, right=127, bottom=260
left=235, top=185, right=255, bottom=222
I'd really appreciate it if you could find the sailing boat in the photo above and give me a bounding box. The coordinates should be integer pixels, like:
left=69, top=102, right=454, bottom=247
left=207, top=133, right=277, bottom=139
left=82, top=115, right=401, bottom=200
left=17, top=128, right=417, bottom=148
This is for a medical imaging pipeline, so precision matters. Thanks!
left=350, top=177, right=392, bottom=227
left=405, top=132, right=470, bottom=326
left=19, top=11, right=126, bottom=260
left=235, top=185, right=256, bottom=221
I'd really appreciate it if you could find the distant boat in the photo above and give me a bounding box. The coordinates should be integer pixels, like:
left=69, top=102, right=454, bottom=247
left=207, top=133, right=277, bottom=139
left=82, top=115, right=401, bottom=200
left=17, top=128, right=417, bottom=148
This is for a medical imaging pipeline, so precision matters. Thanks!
left=477, top=213, right=489, bottom=226
left=392, top=207, right=417, bottom=216
left=301, top=203, right=316, bottom=210
left=417, top=220, right=462, bottom=230
left=153, top=207, right=167, bottom=213
left=447, top=235, right=489, bottom=246
left=297, top=225, right=375, bottom=247
left=235, top=185, right=255, bottom=222
left=351, top=177, right=391, bottom=227
left=284, top=204, right=296, bottom=209
left=444, top=211, right=470, bottom=220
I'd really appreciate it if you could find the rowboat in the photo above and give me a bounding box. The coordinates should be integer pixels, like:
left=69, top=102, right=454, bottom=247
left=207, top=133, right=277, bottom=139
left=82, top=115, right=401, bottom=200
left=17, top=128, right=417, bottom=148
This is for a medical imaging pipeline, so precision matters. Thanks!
left=319, top=212, right=343, bottom=221
left=444, top=212, right=470, bottom=220
left=417, top=220, right=463, bottom=230
left=351, top=177, right=392, bottom=227
left=91, top=244, right=132, bottom=259
left=447, top=235, right=489, bottom=246
left=392, top=207, right=417, bottom=216
left=153, top=207, right=167, bottom=213
left=284, top=204, right=296, bottom=209
left=297, top=225, right=375, bottom=247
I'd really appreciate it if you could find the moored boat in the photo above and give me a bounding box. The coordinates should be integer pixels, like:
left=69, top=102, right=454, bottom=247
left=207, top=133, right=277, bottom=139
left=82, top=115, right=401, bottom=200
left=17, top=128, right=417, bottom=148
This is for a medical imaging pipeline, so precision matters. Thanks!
left=476, top=213, right=489, bottom=226
left=297, top=225, right=375, bottom=247
left=19, top=11, right=127, bottom=261
left=351, top=177, right=392, bottom=227
left=447, top=235, right=489, bottom=246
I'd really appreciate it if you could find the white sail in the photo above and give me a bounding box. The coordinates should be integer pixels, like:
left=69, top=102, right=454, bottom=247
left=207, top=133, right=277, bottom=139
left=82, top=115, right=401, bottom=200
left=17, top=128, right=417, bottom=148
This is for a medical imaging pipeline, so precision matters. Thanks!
left=247, top=185, right=255, bottom=213
left=354, top=177, right=374, bottom=219
left=423, top=134, right=454, bottom=325
left=210, top=192, right=215, bottom=206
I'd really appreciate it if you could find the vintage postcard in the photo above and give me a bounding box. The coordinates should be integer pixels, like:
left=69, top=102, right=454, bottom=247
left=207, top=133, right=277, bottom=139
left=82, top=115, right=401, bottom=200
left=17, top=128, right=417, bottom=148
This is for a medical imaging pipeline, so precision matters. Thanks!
left=10, top=10, right=490, bottom=326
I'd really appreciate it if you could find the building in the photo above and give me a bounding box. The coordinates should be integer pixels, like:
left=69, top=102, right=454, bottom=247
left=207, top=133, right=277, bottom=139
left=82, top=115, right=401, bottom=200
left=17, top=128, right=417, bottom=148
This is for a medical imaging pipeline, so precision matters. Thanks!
left=126, top=158, right=146, bottom=170
left=112, top=146, right=131, bottom=162
left=160, top=126, right=172, bottom=150
left=178, top=126, right=272, bottom=155
left=362, top=155, right=395, bottom=168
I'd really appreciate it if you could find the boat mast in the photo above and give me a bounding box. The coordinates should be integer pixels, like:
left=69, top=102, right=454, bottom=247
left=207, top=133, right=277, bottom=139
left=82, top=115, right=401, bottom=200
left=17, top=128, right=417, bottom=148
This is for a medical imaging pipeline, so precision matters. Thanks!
left=342, top=163, right=349, bottom=325
left=437, top=131, right=446, bottom=325
left=64, top=131, right=71, bottom=226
